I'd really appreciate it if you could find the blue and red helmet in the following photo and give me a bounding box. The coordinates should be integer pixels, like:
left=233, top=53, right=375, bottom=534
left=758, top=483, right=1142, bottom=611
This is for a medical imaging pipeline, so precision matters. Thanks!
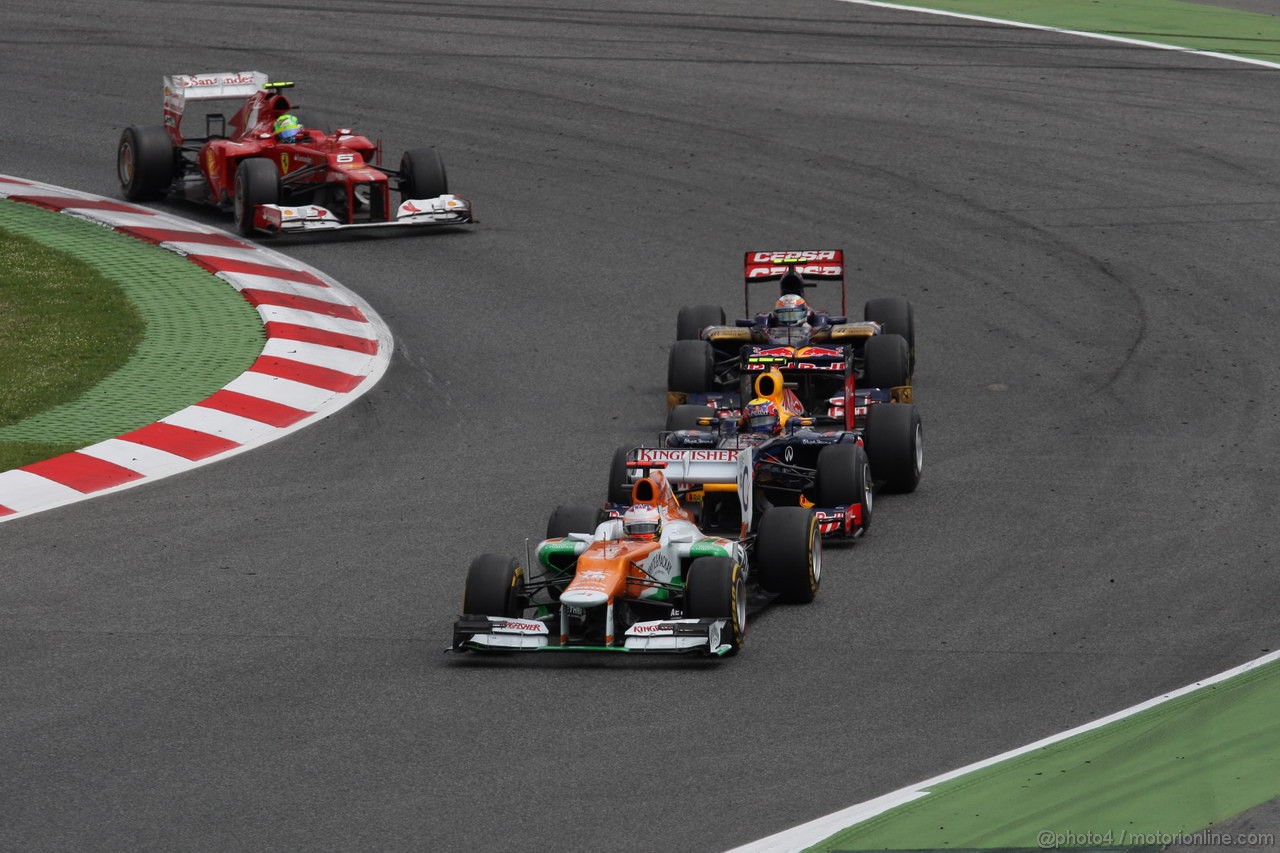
left=745, top=398, right=781, bottom=435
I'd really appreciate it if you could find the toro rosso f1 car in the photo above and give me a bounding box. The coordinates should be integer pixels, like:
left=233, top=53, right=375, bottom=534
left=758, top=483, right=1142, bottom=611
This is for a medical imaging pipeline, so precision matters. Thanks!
left=117, top=71, right=472, bottom=236
left=451, top=462, right=820, bottom=657
left=669, top=250, right=914, bottom=409
left=611, top=367, right=921, bottom=539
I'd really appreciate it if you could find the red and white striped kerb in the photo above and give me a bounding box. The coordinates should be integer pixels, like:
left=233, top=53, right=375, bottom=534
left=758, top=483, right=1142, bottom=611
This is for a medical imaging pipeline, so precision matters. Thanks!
left=0, top=175, right=393, bottom=522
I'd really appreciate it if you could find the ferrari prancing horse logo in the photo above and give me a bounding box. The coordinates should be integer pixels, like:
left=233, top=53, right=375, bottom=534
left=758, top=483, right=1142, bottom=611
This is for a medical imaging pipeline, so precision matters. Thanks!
left=279, top=152, right=290, bottom=172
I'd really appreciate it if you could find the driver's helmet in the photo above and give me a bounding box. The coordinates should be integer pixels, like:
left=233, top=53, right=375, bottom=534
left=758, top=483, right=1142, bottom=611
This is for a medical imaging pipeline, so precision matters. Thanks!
left=273, top=114, right=302, bottom=142
left=775, top=293, right=808, bottom=326
left=622, top=504, right=662, bottom=540
left=744, top=397, right=781, bottom=435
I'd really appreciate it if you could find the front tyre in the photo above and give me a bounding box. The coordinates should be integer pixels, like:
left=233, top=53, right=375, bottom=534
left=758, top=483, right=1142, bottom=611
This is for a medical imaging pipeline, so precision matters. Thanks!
left=815, top=443, right=873, bottom=533
left=400, top=148, right=449, bottom=200
left=683, top=556, right=746, bottom=653
left=863, top=333, right=910, bottom=391
left=754, top=506, right=820, bottom=603
left=117, top=125, right=175, bottom=201
left=462, top=554, right=525, bottom=617
left=865, top=296, right=915, bottom=374
left=233, top=158, right=280, bottom=236
left=546, top=505, right=604, bottom=539
left=863, top=403, right=922, bottom=493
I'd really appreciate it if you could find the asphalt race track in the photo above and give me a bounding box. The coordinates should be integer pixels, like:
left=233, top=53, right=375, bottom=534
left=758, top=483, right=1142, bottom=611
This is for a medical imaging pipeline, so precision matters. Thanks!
left=3, top=2, right=1279, bottom=851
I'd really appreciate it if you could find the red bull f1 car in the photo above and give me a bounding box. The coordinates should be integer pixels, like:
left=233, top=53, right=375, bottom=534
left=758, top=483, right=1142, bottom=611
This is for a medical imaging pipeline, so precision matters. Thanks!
left=611, top=366, right=921, bottom=540
left=451, top=460, right=820, bottom=657
left=117, top=71, right=472, bottom=236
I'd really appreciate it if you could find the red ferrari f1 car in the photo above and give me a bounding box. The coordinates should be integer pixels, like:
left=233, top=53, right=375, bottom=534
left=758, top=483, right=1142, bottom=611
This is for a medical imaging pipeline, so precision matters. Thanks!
left=117, top=70, right=472, bottom=236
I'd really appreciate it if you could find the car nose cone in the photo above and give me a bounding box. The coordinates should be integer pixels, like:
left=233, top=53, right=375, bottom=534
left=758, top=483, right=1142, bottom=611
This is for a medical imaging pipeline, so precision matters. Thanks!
left=559, top=589, right=608, bottom=608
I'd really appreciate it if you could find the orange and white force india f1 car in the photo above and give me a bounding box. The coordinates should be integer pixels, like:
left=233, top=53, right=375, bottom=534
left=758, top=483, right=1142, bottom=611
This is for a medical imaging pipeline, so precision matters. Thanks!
left=117, top=71, right=472, bottom=236
left=451, top=462, right=820, bottom=657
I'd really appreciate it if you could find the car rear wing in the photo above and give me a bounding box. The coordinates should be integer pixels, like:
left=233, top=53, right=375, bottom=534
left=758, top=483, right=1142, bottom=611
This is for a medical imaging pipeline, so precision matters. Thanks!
left=742, top=250, right=845, bottom=317
left=163, top=71, right=268, bottom=138
left=625, top=447, right=757, bottom=533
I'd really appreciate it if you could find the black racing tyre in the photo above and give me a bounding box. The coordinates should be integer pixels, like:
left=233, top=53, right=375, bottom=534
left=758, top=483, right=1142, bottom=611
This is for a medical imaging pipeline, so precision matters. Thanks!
left=462, top=554, right=525, bottom=617
left=117, top=125, right=175, bottom=201
left=754, top=506, right=821, bottom=604
left=400, top=147, right=449, bottom=200
left=683, top=556, right=746, bottom=653
left=677, top=304, right=726, bottom=341
left=233, top=158, right=280, bottom=236
left=668, top=339, right=713, bottom=394
left=815, top=443, right=873, bottom=532
left=666, top=404, right=716, bottom=434
left=863, top=333, right=910, bottom=390
left=607, top=446, right=634, bottom=506
left=546, top=504, right=604, bottom=540
left=863, top=403, right=922, bottom=493
left=864, top=296, right=915, bottom=374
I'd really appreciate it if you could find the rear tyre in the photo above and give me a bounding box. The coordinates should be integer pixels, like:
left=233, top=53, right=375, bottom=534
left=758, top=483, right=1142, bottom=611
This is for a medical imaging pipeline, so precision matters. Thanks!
left=400, top=148, right=449, bottom=200
left=666, top=404, right=716, bottom=434
left=607, top=446, right=633, bottom=506
left=462, top=554, right=525, bottom=617
left=863, top=403, right=922, bottom=493
left=863, top=333, right=910, bottom=390
left=815, top=443, right=873, bottom=532
left=865, top=296, right=915, bottom=374
left=546, top=504, right=604, bottom=539
left=233, top=158, right=279, bottom=236
left=683, top=556, right=746, bottom=653
left=668, top=340, right=714, bottom=394
left=754, top=506, right=821, bottom=603
left=677, top=304, right=726, bottom=341
left=117, top=125, right=175, bottom=201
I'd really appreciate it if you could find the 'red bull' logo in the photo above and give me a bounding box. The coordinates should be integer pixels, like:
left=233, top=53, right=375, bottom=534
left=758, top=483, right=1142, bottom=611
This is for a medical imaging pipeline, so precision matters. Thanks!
left=797, top=346, right=844, bottom=359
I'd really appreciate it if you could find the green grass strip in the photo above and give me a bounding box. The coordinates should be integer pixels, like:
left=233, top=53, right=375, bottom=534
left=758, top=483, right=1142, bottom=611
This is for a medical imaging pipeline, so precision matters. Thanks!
left=0, top=199, right=264, bottom=467
left=875, top=0, right=1280, bottom=64
left=809, top=660, right=1280, bottom=851
left=0, top=224, right=144, bottom=469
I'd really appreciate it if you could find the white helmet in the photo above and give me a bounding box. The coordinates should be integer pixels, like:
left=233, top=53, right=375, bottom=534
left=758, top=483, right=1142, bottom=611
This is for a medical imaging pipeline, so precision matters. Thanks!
left=622, top=505, right=662, bottom=540
left=775, top=293, right=808, bottom=326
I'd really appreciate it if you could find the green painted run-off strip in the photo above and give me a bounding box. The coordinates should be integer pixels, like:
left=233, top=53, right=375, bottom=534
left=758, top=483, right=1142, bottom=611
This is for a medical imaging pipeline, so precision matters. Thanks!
left=864, top=0, right=1280, bottom=64
left=0, top=199, right=264, bottom=446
